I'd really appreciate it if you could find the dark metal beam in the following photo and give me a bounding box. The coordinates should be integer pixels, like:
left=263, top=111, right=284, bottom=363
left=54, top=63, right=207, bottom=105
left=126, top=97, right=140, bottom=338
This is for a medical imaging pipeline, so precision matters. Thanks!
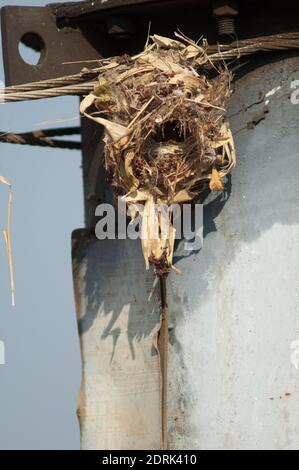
left=49, top=0, right=210, bottom=24
left=2, top=0, right=299, bottom=88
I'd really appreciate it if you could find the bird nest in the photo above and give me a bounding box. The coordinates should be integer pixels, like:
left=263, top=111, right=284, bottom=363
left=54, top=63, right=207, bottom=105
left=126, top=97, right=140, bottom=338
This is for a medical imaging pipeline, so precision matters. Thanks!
left=81, top=33, right=236, bottom=275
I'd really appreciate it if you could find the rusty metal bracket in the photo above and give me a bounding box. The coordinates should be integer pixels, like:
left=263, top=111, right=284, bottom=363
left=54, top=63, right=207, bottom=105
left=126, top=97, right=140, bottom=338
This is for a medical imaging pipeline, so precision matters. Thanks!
left=1, top=0, right=211, bottom=87
left=0, top=6, right=106, bottom=86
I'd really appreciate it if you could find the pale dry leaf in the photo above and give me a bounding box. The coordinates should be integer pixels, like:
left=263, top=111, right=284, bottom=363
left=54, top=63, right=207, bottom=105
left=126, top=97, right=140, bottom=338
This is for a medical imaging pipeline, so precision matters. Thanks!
left=124, top=188, right=152, bottom=203
left=84, top=114, right=131, bottom=142
left=151, top=35, right=182, bottom=49
left=209, top=168, right=224, bottom=192
left=181, top=44, right=202, bottom=60
left=80, top=94, right=96, bottom=114
left=171, top=189, right=196, bottom=203
left=168, top=73, right=201, bottom=93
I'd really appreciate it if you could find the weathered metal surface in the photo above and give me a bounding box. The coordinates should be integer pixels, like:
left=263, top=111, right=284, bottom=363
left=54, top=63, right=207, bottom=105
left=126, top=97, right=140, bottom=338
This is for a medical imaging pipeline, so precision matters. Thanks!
left=1, top=0, right=214, bottom=87
left=0, top=6, right=105, bottom=86
left=80, top=113, right=108, bottom=230
left=49, top=0, right=210, bottom=24
left=72, top=231, right=162, bottom=449
left=4, top=0, right=299, bottom=87
left=168, top=56, right=299, bottom=450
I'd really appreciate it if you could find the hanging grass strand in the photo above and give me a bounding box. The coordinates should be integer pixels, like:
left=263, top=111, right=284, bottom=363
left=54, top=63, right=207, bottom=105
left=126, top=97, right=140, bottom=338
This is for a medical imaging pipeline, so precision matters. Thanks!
left=0, top=177, right=15, bottom=306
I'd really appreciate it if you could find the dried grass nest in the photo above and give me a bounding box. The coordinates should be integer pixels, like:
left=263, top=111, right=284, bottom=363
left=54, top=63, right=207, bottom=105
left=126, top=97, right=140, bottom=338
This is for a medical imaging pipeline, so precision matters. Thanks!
left=81, top=33, right=236, bottom=275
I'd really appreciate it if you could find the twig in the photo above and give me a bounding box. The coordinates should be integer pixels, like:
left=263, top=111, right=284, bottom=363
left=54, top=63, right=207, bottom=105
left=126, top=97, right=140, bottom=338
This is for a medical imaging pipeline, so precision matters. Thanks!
left=3, top=190, right=15, bottom=306
left=0, top=176, right=15, bottom=306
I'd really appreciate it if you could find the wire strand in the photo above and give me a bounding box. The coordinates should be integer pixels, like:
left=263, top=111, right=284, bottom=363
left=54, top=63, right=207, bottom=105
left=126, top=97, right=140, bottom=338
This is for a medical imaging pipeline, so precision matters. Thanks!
left=1, top=33, right=299, bottom=103
left=0, top=127, right=81, bottom=150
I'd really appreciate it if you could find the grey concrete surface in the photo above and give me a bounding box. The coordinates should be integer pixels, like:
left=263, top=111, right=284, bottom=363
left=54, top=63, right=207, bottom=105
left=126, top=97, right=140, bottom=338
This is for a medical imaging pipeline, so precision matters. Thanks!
left=168, top=56, right=299, bottom=450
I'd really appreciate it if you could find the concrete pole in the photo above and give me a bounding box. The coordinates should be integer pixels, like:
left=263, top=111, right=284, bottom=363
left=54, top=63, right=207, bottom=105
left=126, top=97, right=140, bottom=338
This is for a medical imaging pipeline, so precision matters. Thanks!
left=72, top=111, right=163, bottom=450
left=167, top=55, right=299, bottom=450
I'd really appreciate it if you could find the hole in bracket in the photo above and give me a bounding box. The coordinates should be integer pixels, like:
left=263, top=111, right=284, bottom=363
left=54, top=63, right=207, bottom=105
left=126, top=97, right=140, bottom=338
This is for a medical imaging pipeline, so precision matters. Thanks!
left=18, top=32, right=45, bottom=66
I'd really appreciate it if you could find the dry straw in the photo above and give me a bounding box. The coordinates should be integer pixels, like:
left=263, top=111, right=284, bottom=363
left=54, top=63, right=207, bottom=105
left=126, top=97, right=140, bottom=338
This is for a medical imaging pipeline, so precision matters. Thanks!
left=81, top=33, right=236, bottom=274
left=0, top=176, right=15, bottom=305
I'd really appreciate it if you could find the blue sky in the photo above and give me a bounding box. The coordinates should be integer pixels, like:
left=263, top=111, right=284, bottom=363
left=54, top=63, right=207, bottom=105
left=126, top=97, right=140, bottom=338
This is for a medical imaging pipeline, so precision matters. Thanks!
left=0, top=0, right=83, bottom=449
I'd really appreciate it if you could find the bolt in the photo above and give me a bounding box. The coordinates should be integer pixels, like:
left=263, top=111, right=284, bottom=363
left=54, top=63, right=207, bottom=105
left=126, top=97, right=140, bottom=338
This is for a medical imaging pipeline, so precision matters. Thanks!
left=106, top=16, right=136, bottom=40
left=213, top=1, right=239, bottom=37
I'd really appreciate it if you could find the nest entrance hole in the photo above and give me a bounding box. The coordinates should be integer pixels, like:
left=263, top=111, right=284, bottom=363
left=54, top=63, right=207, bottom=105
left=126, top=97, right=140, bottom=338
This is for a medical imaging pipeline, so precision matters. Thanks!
left=153, top=120, right=190, bottom=143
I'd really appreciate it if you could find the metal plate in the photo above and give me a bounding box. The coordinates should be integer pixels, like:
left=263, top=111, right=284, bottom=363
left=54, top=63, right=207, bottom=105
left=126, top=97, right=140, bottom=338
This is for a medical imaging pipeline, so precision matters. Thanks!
left=0, top=0, right=212, bottom=86
left=0, top=6, right=104, bottom=86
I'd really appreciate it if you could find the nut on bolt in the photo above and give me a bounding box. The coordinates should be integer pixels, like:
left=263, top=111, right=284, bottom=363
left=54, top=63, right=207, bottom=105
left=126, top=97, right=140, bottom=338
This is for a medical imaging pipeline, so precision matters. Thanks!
left=213, top=1, right=239, bottom=37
